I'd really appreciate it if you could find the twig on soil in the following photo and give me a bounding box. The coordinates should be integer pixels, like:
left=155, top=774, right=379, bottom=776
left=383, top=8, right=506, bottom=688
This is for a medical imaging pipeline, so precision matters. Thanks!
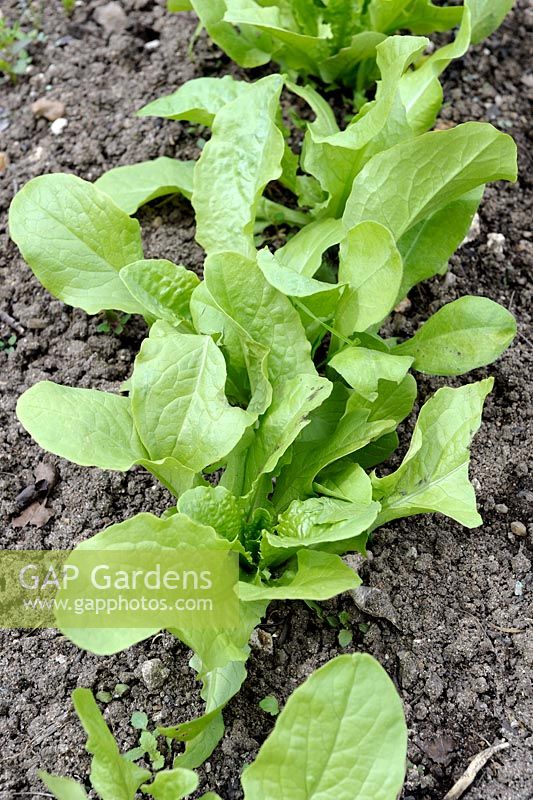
left=0, top=310, right=24, bottom=335
left=489, top=623, right=527, bottom=634
left=442, top=741, right=509, bottom=800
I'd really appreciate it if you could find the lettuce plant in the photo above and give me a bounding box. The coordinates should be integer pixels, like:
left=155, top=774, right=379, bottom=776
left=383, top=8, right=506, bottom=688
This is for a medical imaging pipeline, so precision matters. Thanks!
left=111, top=17, right=513, bottom=258
left=39, top=653, right=408, bottom=800
left=170, top=0, right=513, bottom=94
left=9, top=58, right=516, bottom=766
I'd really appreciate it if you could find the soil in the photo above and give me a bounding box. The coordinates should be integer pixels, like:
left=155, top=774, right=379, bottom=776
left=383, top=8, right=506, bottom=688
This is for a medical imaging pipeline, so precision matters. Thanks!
left=0, top=1, right=531, bottom=798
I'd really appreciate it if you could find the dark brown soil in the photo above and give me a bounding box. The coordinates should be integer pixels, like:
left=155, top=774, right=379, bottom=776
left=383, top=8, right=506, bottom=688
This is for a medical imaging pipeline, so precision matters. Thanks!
left=0, top=1, right=531, bottom=798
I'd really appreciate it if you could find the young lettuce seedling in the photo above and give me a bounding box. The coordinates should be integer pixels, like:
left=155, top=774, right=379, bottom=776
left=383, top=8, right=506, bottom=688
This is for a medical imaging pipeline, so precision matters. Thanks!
left=39, top=653, right=408, bottom=800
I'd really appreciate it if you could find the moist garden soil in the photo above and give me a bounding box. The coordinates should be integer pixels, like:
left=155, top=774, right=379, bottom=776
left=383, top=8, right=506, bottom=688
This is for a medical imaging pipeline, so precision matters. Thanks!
left=0, top=1, right=532, bottom=798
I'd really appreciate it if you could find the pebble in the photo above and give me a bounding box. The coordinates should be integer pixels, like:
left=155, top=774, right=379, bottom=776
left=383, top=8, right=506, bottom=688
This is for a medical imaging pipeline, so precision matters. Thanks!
left=249, top=628, right=273, bottom=655
left=510, top=521, right=527, bottom=537
left=94, top=2, right=128, bottom=35
left=140, top=658, right=169, bottom=690
left=394, top=298, right=411, bottom=313
left=495, top=503, right=509, bottom=514
left=487, top=232, right=506, bottom=258
left=51, top=118, right=68, bottom=136
left=514, top=580, right=523, bottom=597
left=0, top=152, right=8, bottom=173
left=31, top=97, right=66, bottom=122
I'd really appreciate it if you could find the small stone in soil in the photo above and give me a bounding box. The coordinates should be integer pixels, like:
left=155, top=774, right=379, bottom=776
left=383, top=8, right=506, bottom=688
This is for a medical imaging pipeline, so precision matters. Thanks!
left=495, top=503, right=509, bottom=514
left=250, top=628, right=274, bottom=655
left=510, top=521, right=527, bottom=537
left=31, top=97, right=66, bottom=122
left=486, top=232, right=506, bottom=258
left=51, top=118, right=68, bottom=136
left=0, top=152, right=9, bottom=173
left=94, top=2, right=128, bottom=35
left=141, top=658, right=169, bottom=690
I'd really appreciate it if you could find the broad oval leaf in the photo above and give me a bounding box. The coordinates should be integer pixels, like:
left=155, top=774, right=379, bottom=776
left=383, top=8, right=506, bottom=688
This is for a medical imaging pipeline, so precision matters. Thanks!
left=131, top=322, right=251, bottom=472
left=393, top=296, right=516, bottom=375
left=94, top=157, right=195, bottom=214
left=192, top=75, right=285, bottom=259
left=343, top=123, right=517, bottom=240
left=241, top=653, right=407, bottom=800
left=138, top=75, right=250, bottom=125
left=120, top=259, right=199, bottom=325
left=330, top=346, right=413, bottom=399
left=140, top=769, right=199, bottom=800
left=9, top=174, right=145, bottom=314
left=60, top=511, right=234, bottom=655
left=336, top=221, right=403, bottom=333
left=16, top=382, right=147, bottom=471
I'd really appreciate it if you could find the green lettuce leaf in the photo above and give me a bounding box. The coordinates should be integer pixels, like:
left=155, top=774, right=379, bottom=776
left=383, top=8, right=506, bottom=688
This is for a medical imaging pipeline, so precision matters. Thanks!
left=192, top=75, right=285, bottom=258
left=224, top=1, right=330, bottom=74
left=343, top=123, right=517, bottom=240
left=397, top=187, right=483, bottom=297
left=372, top=378, right=493, bottom=528
left=261, top=496, right=378, bottom=566
left=119, top=259, right=199, bottom=325
left=72, top=688, right=150, bottom=800
left=94, top=158, right=195, bottom=214
left=140, top=769, right=199, bottom=799
left=330, top=346, right=413, bottom=400
left=292, top=36, right=427, bottom=215
left=198, top=253, right=317, bottom=385
left=138, top=75, right=250, bottom=124
left=38, top=773, right=88, bottom=800
left=16, top=383, right=147, bottom=471
left=273, top=382, right=396, bottom=509
left=393, top=296, right=516, bottom=375
left=241, top=653, right=407, bottom=800
left=223, top=374, right=332, bottom=497
left=240, top=549, right=360, bottom=601
left=9, top=174, right=144, bottom=315
left=58, top=511, right=237, bottom=655
left=188, top=0, right=273, bottom=68
left=130, top=321, right=251, bottom=472
left=336, top=221, right=404, bottom=333
left=369, top=0, right=462, bottom=34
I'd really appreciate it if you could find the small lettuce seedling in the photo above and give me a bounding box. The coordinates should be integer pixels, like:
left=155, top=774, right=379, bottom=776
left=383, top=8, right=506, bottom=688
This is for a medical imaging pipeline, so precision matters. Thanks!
left=39, top=653, right=408, bottom=800
left=169, top=0, right=513, bottom=94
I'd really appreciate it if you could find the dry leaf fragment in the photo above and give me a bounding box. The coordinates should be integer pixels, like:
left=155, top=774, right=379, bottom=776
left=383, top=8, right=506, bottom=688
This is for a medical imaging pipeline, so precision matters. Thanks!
left=12, top=501, right=53, bottom=529
left=350, top=585, right=400, bottom=628
left=34, top=461, right=58, bottom=491
left=443, top=741, right=509, bottom=800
